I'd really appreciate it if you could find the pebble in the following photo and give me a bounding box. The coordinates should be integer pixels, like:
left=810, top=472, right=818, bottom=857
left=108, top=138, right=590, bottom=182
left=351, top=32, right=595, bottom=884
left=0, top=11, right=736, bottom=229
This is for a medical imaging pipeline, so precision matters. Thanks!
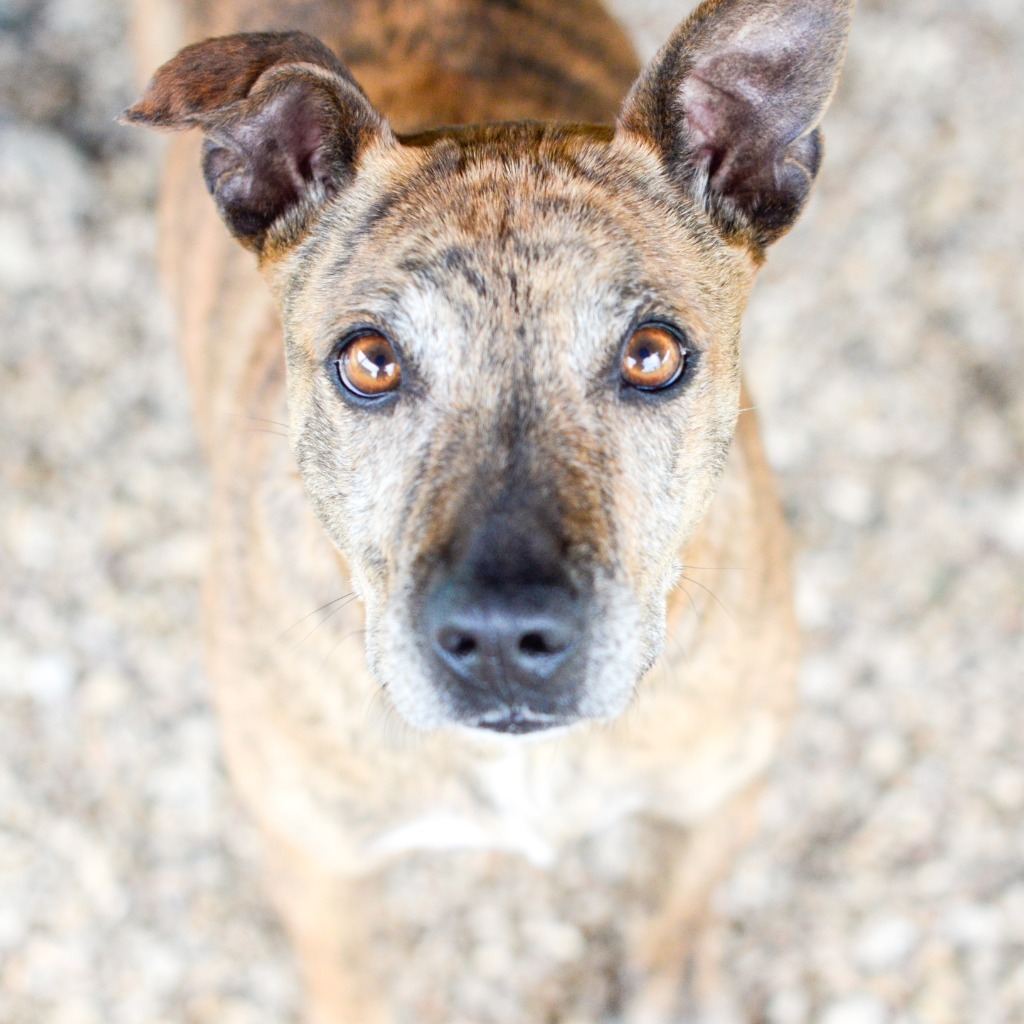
left=24, top=653, right=75, bottom=705
left=823, top=477, right=877, bottom=528
left=819, top=996, right=890, bottom=1024
left=854, top=915, right=920, bottom=973
left=942, top=903, right=1004, bottom=950
left=768, top=988, right=811, bottom=1024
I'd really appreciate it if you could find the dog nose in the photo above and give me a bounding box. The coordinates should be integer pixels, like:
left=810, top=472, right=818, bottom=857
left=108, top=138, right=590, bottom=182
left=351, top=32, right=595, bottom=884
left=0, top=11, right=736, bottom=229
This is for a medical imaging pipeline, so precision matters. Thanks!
left=417, top=503, right=591, bottom=730
left=428, top=582, right=580, bottom=689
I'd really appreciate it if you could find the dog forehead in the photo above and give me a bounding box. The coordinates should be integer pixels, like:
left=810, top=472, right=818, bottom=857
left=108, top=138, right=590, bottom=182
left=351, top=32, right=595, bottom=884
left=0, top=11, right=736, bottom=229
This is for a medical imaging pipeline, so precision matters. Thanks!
left=292, top=127, right=732, bottom=370
left=336, top=136, right=647, bottom=290
left=376, top=199, right=640, bottom=380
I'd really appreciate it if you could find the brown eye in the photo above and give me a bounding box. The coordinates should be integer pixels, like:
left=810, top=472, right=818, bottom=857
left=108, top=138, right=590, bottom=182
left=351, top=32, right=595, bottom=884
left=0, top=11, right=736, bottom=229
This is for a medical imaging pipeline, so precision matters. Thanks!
left=336, top=332, right=402, bottom=398
left=620, top=325, right=686, bottom=391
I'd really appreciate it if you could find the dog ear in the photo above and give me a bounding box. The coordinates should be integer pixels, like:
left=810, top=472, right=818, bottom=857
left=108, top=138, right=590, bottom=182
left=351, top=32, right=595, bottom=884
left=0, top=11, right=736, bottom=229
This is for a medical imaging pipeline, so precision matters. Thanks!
left=122, top=32, right=393, bottom=253
left=617, top=0, right=853, bottom=248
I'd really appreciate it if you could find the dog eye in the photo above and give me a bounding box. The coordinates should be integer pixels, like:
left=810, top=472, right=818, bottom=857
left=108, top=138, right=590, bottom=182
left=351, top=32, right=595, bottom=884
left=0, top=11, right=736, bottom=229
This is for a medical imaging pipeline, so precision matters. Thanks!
left=336, top=332, right=402, bottom=398
left=620, top=325, right=686, bottom=391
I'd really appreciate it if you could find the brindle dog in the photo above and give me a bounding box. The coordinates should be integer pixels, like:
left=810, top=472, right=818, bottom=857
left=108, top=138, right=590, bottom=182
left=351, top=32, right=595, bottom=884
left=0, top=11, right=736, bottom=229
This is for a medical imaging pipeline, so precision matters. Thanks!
left=126, top=0, right=852, bottom=1020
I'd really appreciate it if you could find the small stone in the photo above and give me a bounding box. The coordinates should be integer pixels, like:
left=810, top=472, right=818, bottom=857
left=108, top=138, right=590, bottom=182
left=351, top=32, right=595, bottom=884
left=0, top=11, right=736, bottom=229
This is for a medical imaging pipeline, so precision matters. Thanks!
left=941, top=903, right=1003, bottom=949
left=800, top=653, right=846, bottom=705
left=862, top=733, right=908, bottom=781
left=989, top=768, right=1024, bottom=812
left=79, top=669, right=129, bottom=715
left=768, top=988, right=810, bottom=1024
left=820, top=995, right=890, bottom=1024
left=985, top=489, right=1024, bottom=554
left=823, top=477, right=877, bottom=527
left=855, top=915, right=920, bottom=972
left=50, top=1000, right=102, bottom=1024
left=521, top=920, right=585, bottom=963
left=472, top=941, right=511, bottom=981
left=794, top=573, right=834, bottom=632
left=25, top=653, right=76, bottom=704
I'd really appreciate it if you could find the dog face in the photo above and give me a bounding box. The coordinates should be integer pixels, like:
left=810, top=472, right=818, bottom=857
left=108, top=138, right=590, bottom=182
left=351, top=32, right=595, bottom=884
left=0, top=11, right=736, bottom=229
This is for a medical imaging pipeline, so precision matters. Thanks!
left=280, top=124, right=752, bottom=731
left=127, top=0, right=853, bottom=733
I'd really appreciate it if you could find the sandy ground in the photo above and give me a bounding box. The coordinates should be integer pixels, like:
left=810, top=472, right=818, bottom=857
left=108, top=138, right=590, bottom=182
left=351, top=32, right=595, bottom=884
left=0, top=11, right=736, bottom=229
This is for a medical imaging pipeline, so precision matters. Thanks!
left=1, top=0, right=1022, bottom=1022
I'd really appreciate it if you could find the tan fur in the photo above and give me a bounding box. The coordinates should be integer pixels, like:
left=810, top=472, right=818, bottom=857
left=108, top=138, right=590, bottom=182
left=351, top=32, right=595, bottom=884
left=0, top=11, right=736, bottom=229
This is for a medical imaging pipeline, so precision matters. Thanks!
left=127, top=0, right=851, bottom=1019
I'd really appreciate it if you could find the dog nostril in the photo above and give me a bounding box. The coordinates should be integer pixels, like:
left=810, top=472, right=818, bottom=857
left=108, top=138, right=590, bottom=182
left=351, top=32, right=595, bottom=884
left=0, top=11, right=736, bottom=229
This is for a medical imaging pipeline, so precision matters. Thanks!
left=438, top=629, right=477, bottom=659
left=518, top=631, right=559, bottom=657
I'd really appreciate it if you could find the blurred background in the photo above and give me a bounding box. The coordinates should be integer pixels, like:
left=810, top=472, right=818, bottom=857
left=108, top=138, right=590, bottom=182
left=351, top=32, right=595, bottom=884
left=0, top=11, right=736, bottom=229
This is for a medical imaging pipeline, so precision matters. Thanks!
left=1, top=0, right=1022, bottom=1021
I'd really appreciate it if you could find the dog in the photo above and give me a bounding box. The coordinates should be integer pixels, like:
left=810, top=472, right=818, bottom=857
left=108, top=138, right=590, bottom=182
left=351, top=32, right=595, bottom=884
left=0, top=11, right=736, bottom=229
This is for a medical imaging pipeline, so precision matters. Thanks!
left=125, top=0, right=852, bottom=1020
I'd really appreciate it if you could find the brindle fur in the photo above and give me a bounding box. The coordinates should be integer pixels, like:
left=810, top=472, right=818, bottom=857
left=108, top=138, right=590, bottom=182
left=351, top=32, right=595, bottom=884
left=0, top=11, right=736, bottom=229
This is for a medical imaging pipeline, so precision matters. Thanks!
left=127, top=0, right=851, bottom=1020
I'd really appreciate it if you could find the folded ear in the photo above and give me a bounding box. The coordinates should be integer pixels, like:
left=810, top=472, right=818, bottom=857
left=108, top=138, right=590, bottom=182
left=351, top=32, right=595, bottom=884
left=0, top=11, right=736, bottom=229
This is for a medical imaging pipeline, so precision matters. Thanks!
left=122, top=32, right=394, bottom=253
left=618, top=0, right=854, bottom=249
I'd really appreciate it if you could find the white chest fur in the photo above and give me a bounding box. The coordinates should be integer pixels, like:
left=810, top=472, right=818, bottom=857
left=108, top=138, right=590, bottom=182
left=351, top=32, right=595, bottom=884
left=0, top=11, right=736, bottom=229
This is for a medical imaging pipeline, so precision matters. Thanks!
left=361, top=711, right=781, bottom=870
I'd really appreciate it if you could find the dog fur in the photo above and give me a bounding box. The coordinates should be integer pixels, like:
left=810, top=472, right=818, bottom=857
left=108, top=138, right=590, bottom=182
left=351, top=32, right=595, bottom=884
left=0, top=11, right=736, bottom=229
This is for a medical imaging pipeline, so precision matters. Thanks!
left=126, top=1, right=852, bottom=1020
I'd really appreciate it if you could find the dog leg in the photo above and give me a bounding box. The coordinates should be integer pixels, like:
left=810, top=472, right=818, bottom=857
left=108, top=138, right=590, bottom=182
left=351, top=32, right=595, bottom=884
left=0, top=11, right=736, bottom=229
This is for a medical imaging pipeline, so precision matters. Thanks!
left=622, top=787, right=763, bottom=1024
left=262, top=835, right=391, bottom=1024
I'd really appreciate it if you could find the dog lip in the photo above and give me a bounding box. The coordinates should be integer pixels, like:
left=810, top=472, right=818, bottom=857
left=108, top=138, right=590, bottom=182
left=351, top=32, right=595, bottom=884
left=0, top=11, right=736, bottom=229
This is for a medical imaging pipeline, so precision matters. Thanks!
left=470, top=707, right=575, bottom=735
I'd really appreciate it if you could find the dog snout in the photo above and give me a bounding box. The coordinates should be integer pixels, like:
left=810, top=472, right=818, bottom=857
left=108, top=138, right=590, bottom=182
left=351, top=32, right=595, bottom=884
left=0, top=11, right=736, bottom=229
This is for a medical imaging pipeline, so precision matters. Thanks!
left=417, top=510, right=589, bottom=732
left=429, top=579, right=579, bottom=675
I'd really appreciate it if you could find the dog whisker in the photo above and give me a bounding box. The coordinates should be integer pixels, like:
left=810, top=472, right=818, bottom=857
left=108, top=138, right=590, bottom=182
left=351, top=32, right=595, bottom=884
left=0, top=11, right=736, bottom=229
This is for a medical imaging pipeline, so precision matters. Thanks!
left=675, top=580, right=703, bottom=628
left=369, top=687, right=424, bottom=751
left=243, top=426, right=290, bottom=439
left=277, top=592, right=355, bottom=643
left=237, top=414, right=291, bottom=429
left=359, top=682, right=390, bottom=730
left=286, top=596, right=359, bottom=652
left=678, top=563, right=745, bottom=572
left=231, top=414, right=292, bottom=439
left=665, top=626, right=691, bottom=670
left=676, top=575, right=736, bottom=626
left=319, top=627, right=366, bottom=672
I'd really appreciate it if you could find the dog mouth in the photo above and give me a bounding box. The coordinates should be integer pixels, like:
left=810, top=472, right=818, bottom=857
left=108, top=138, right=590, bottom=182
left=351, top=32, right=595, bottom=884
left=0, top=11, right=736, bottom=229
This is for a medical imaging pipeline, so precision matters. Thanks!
left=468, top=706, right=577, bottom=735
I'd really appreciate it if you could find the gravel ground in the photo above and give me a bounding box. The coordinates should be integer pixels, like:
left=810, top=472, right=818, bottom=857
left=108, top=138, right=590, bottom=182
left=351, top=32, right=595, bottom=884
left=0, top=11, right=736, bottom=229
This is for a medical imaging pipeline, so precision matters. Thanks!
left=1, top=1, right=1022, bottom=1022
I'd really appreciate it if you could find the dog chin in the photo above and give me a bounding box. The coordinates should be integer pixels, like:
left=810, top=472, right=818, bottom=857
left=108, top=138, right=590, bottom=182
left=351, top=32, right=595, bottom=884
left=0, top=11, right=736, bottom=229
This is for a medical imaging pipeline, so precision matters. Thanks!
left=450, top=714, right=585, bottom=746
left=474, top=706, right=582, bottom=733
